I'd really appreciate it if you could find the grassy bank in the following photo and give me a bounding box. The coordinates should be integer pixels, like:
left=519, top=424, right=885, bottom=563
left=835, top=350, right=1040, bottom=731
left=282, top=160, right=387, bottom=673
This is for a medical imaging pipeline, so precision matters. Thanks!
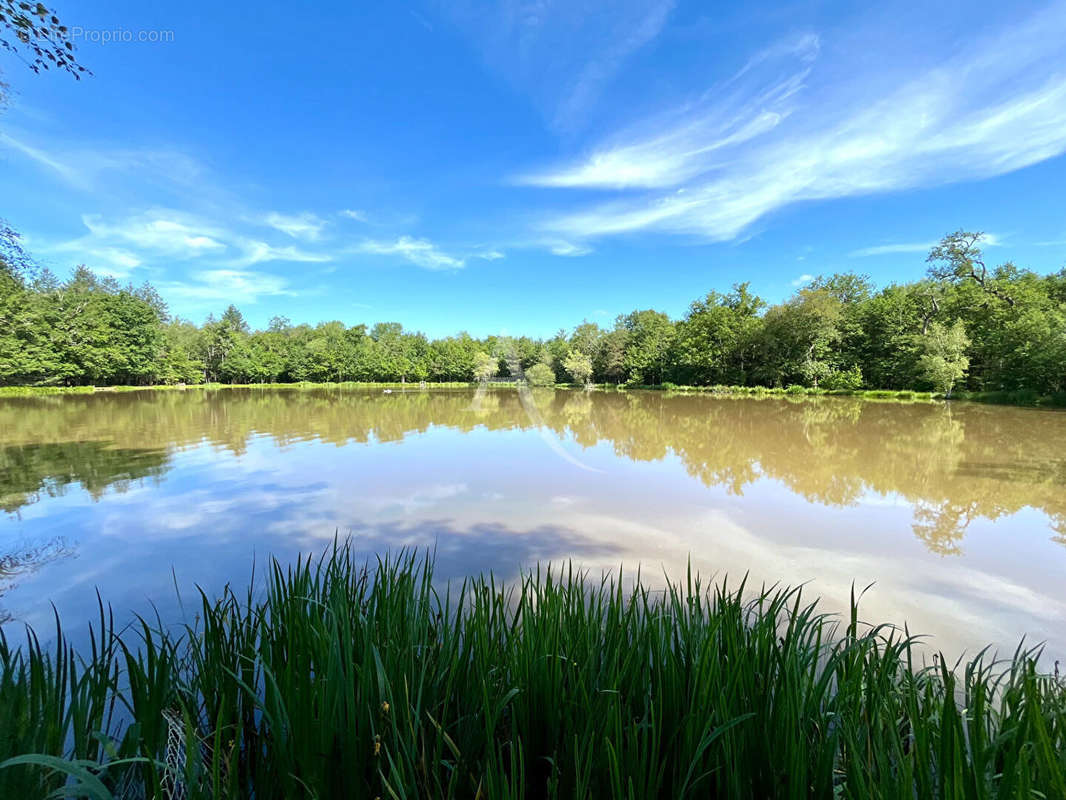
left=0, top=381, right=477, bottom=398
left=2, top=546, right=1063, bottom=799
left=6, top=381, right=1063, bottom=408
left=606, top=382, right=1066, bottom=407
left=603, top=383, right=933, bottom=402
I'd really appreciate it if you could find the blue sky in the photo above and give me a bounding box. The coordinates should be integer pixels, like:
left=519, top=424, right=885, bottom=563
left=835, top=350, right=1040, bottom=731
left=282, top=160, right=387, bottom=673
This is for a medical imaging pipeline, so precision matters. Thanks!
left=1, top=0, right=1065, bottom=337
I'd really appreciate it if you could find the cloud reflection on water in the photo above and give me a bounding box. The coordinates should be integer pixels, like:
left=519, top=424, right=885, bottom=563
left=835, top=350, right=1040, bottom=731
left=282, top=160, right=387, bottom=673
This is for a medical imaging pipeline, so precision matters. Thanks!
left=1, top=388, right=1064, bottom=661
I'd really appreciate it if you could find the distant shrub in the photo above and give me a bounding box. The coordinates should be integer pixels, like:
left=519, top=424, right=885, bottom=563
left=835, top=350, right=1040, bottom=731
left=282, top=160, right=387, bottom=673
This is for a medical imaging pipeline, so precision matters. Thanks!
left=785, top=384, right=807, bottom=395
left=1006, top=389, right=1040, bottom=406
left=822, top=365, right=864, bottom=391
left=525, top=363, right=556, bottom=386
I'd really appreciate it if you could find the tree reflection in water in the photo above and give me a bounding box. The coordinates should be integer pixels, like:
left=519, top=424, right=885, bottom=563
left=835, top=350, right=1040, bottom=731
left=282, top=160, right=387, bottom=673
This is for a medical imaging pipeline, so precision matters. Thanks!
left=0, top=537, right=74, bottom=624
left=0, top=388, right=1063, bottom=558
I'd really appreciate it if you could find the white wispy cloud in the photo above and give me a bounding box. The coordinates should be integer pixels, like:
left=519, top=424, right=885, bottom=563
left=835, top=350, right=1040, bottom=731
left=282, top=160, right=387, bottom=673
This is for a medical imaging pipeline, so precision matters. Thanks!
left=340, top=209, right=369, bottom=223
left=551, top=0, right=675, bottom=131
left=0, top=132, right=207, bottom=193
left=82, top=212, right=226, bottom=257
left=518, top=49, right=811, bottom=190
left=849, top=242, right=936, bottom=258
left=356, top=236, right=467, bottom=270
left=409, top=9, right=434, bottom=32
left=548, top=241, right=593, bottom=257
left=42, top=210, right=332, bottom=275
left=849, top=233, right=1002, bottom=258
left=161, top=269, right=293, bottom=304
left=791, top=273, right=814, bottom=286
left=264, top=212, right=327, bottom=241
left=443, top=0, right=675, bottom=131
left=526, top=5, right=1066, bottom=244
left=44, top=244, right=144, bottom=278
left=230, top=240, right=332, bottom=267
left=731, top=32, right=821, bottom=83
left=0, top=132, right=87, bottom=186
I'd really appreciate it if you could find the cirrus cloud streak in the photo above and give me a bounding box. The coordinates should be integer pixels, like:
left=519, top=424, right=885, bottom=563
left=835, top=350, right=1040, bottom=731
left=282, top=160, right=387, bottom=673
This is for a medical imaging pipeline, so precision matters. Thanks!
left=526, top=6, right=1066, bottom=245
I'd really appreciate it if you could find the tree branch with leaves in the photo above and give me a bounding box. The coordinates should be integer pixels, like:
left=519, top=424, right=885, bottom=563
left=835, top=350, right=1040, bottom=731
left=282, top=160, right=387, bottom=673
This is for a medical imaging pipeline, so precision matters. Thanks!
left=927, top=231, right=1015, bottom=308
left=0, top=1, right=87, bottom=78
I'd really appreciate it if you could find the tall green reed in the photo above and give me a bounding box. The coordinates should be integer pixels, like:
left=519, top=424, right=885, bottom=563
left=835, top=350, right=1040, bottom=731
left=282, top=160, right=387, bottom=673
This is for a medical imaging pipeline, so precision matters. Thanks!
left=1, top=543, right=1063, bottom=798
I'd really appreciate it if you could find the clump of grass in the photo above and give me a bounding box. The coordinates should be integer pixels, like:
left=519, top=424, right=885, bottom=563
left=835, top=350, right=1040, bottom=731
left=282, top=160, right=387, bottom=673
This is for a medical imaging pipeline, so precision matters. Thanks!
left=0, top=385, right=98, bottom=397
left=0, top=382, right=480, bottom=399
left=2, top=545, right=1064, bottom=799
left=952, top=389, right=1066, bottom=408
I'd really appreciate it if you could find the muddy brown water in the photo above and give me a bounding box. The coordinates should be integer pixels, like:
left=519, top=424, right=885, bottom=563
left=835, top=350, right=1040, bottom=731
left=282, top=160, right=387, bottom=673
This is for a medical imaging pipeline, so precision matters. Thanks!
left=2, top=387, right=1063, bottom=662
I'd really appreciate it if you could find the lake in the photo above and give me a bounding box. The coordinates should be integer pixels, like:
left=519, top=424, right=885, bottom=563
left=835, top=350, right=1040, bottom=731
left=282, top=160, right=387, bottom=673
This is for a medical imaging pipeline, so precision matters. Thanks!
left=1, top=386, right=1064, bottom=662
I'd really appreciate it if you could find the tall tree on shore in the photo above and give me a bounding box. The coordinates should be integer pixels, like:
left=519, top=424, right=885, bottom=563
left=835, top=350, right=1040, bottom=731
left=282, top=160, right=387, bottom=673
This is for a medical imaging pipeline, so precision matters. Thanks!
left=0, top=222, right=35, bottom=279
left=756, top=287, right=844, bottom=388
left=473, top=351, right=497, bottom=382
left=919, top=320, right=971, bottom=397
left=674, top=283, right=765, bottom=385
left=563, top=350, right=593, bottom=386
left=618, top=309, right=675, bottom=385
left=927, top=231, right=1015, bottom=308
left=597, top=328, right=627, bottom=384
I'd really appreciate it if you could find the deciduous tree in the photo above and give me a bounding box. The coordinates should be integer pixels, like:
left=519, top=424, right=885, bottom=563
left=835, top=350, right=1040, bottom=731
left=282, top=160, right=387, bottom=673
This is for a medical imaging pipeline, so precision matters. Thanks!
left=919, top=320, right=970, bottom=396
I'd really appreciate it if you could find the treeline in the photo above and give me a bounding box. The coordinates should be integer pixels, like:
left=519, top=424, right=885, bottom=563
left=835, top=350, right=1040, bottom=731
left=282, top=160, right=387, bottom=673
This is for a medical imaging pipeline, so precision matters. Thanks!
left=1, top=231, right=1064, bottom=395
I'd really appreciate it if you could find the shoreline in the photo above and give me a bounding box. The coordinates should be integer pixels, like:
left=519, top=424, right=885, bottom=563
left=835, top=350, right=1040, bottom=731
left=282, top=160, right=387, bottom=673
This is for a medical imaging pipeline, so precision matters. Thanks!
left=2, top=380, right=1064, bottom=408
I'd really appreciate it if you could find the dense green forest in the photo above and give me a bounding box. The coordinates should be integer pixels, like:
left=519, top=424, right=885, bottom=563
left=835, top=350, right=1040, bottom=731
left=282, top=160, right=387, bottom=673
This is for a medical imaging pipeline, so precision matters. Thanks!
left=1, top=231, right=1064, bottom=395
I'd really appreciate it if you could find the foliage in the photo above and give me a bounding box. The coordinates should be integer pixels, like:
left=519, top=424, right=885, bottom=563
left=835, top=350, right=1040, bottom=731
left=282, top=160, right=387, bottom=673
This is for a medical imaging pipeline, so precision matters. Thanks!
left=618, top=309, right=674, bottom=385
left=524, top=362, right=556, bottom=386
left=0, top=220, right=35, bottom=279
left=672, top=283, right=764, bottom=385
left=919, top=320, right=971, bottom=396
left=1, top=232, right=1064, bottom=399
left=0, top=1, right=88, bottom=78
left=927, top=230, right=1016, bottom=307
left=0, top=266, right=166, bottom=386
left=1, top=546, right=1064, bottom=799
left=562, top=349, right=593, bottom=385
left=473, top=350, right=497, bottom=382
left=757, top=287, right=844, bottom=388
left=822, top=364, right=864, bottom=391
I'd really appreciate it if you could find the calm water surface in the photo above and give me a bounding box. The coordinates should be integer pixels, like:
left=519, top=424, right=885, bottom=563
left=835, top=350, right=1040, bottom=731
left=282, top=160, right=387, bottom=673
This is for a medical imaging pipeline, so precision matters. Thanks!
left=1, top=387, right=1064, bottom=660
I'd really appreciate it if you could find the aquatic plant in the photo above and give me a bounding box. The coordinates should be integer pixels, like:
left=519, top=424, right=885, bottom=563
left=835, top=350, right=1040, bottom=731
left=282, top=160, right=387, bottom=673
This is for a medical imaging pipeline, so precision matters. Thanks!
left=1, top=545, right=1064, bottom=798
